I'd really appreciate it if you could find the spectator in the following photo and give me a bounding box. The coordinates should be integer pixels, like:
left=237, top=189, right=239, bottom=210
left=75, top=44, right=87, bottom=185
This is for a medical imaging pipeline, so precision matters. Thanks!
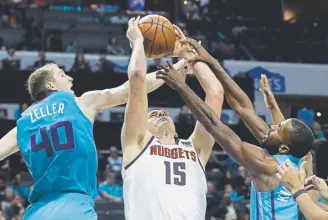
left=185, top=1, right=201, bottom=21
left=1, top=188, right=25, bottom=220
left=9, top=174, right=29, bottom=203
left=297, top=107, right=314, bottom=128
left=70, top=53, right=91, bottom=73
left=32, top=50, right=53, bottom=69
left=97, top=55, right=115, bottom=73
left=223, top=192, right=238, bottom=220
left=107, top=146, right=122, bottom=173
left=107, top=37, right=125, bottom=55
left=1, top=48, right=20, bottom=70
left=206, top=181, right=225, bottom=219
left=98, top=172, right=123, bottom=202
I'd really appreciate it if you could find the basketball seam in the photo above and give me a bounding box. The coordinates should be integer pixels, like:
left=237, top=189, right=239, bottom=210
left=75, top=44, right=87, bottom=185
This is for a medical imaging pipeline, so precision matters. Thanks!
left=162, top=25, right=176, bottom=38
left=138, top=22, right=153, bottom=25
left=149, top=15, right=161, bottom=57
left=162, top=22, right=168, bottom=56
left=141, top=16, right=153, bottom=35
left=141, top=22, right=154, bottom=35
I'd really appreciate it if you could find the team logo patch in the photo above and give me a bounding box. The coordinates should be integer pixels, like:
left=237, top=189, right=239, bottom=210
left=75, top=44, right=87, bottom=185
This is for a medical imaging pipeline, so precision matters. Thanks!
left=180, top=140, right=192, bottom=147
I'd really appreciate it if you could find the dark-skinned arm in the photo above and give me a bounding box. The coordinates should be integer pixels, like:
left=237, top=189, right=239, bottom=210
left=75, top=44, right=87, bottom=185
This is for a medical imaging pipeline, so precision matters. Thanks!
left=207, top=61, right=270, bottom=142
left=182, top=38, right=270, bottom=143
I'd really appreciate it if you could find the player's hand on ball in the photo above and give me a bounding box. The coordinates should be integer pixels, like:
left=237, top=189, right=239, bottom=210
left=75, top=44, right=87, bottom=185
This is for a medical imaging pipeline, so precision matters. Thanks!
left=156, top=61, right=187, bottom=90
left=260, top=74, right=277, bottom=110
left=171, top=25, right=194, bottom=60
left=276, top=160, right=304, bottom=194
left=126, top=16, right=144, bottom=48
left=180, top=38, right=215, bottom=65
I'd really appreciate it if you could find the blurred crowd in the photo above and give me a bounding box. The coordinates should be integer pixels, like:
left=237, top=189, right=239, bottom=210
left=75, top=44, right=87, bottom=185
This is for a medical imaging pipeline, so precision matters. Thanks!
left=0, top=48, right=116, bottom=73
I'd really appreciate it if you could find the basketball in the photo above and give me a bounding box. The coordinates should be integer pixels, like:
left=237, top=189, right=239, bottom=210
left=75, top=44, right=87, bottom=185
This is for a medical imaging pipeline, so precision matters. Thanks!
left=138, top=15, right=176, bottom=58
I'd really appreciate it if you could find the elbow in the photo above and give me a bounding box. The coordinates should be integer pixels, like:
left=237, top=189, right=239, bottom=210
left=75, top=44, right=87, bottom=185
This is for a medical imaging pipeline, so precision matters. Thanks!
left=128, top=69, right=146, bottom=80
left=207, top=87, right=224, bottom=102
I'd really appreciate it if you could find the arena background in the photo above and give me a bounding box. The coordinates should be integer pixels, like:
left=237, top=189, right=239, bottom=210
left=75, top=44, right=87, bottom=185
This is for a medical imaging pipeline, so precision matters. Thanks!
left=0, top=0, right=328, bottom=219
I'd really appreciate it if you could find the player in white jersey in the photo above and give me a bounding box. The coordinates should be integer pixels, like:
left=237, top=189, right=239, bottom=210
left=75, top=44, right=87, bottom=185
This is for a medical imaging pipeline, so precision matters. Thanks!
left=121, top=18, right=224, bottom=220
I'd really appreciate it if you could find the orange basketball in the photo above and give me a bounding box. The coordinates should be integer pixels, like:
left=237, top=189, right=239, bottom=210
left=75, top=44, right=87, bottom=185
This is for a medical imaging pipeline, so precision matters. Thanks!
left=138, top=15, right=176, bottom=58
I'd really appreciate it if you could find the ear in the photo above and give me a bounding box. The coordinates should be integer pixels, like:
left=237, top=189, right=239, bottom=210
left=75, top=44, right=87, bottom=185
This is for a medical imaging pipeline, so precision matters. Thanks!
left=45, top=81, right=56, bottom=91
left=278, top=145, right=290, bottom=154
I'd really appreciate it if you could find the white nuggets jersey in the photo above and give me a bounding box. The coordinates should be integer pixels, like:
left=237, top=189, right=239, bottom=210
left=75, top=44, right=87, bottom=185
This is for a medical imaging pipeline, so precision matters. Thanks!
left=122, top=136, right=207, bottom=220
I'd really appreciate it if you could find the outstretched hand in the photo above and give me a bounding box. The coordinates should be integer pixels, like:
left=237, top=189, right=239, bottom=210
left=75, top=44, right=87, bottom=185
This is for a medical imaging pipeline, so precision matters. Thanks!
left=156, top=61, right=188, bottom=90
left=171, top=25, right=195, bottom=61
left=180, top=38, right=215, bottom=65
left=260, top=74, right=277, bottom=110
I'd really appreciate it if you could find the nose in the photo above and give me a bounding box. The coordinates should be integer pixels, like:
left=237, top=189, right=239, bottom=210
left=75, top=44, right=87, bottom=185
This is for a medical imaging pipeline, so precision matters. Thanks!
left=158, top=111, right=168, bottom=117
left=68, top=76, right=73, bottom=82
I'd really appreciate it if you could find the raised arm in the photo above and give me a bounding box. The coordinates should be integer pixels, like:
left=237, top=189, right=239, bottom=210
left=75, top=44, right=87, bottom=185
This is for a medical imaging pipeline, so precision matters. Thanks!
left=188, top=61, right=224, bottom=167
left=156, top=63, right=277, bottom=175
left=182, top=38, right=270, bottom=143
left=172, top=27, right=224, bottom=167
left=121, top=17, right=150, bottom=151
left=0, top=128, right=20, bottom=161
left=260, top=74, right=285, bottom=124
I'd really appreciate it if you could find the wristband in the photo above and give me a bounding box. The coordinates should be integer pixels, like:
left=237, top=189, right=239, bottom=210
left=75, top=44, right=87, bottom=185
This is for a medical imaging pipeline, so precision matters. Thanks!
left=293, top=188, right=307, bottom=200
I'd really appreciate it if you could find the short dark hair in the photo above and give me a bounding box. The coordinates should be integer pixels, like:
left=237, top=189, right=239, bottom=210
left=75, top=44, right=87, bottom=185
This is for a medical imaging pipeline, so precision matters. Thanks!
left=27, top=63, right=56, bottom=101
left=288, top=118, right=314, bottom=158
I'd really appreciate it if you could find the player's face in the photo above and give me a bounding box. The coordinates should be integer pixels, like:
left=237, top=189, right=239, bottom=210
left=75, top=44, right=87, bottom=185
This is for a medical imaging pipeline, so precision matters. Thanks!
left=51, top=66, right=73, bottom=92
left=148, top=109, right=176, bottom=137
left=262, top=119, right=292, bottom=154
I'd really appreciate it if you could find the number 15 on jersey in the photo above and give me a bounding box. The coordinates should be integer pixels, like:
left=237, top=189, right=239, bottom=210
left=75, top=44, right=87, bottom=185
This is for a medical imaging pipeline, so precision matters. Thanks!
left=164, top=161, right=186, bottom=186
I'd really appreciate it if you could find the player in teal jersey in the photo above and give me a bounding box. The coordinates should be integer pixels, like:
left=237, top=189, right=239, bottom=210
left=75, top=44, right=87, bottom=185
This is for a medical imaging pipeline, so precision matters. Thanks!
left=0, top=25, right=190, bottom=220
left=157, top=38, right=319, bottom=220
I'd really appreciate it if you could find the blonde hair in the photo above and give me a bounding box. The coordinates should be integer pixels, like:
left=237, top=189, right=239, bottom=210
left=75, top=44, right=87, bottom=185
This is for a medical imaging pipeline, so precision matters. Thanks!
left=27, top=63, right=57, bottom=101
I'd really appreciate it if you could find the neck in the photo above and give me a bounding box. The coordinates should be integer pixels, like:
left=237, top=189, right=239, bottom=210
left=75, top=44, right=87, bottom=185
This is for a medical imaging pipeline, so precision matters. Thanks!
left=157, top=133, right=176, bottom=145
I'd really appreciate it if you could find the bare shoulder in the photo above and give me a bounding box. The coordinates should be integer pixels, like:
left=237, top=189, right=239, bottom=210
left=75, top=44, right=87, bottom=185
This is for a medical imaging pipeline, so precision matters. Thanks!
left=241, top=142, right=279, bottom=176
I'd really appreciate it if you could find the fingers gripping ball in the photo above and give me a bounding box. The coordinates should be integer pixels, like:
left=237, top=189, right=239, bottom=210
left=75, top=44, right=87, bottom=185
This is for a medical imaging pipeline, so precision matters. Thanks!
left=138, top=15, right=176, bottom=58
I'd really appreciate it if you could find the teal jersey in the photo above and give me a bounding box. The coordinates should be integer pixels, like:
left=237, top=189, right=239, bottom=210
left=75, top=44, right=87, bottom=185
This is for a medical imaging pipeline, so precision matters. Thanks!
left=17, top=91, right=98, bottom=204
left=250, top=154, right=303, bottom=220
